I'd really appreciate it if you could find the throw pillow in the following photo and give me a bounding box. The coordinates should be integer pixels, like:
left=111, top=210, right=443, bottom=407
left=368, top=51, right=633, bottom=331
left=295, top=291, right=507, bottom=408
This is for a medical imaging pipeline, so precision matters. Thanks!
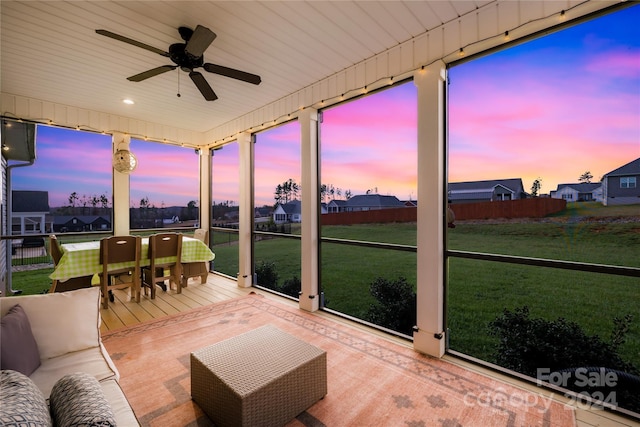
left=49, top=372, right=116, bottom=427
left=0, top=369, right=53, bottom=427
left=0, top=304, right=41, bottom=376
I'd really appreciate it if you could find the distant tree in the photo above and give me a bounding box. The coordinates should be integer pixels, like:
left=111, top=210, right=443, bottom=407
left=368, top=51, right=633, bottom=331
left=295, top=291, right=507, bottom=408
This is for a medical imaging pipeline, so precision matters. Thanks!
left=90, top=195, right=99, bottom=214
left=579, top=171, right=593, bottom=183
left=68, top=192, right=78, bottom=208
left=274, top=178, right=300, bottom=204
left=99, top=194, right=109, bottom=208
left=530, top=178, right=542, bottom=197
left=187, top=200, right=198, bottom=220
left=344, top=189, right=352, bottom=200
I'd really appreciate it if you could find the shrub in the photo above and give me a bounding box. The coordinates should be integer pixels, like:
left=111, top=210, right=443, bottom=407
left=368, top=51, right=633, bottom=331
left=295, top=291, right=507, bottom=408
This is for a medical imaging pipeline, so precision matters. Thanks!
left=365, top=277, right=416, bottom=336
left=255, top=261, right=279, bottom=290
left=489, top=306, right=639, bottom=412
left=279, top=276, right=301, bottom=299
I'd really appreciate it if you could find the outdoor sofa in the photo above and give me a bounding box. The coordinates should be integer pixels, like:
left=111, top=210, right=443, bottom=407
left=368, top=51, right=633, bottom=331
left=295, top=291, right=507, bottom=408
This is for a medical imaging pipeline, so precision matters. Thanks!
left=0, top=286, right=139, bottom=426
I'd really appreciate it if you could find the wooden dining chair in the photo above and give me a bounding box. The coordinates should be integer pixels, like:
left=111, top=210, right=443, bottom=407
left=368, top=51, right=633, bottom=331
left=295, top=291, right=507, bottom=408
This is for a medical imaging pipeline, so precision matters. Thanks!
left=181, top=228, right=209, bottom=288
left=48, top=235, right=94, bottom=293
left=99, top=235, right=142, bottom=309
left=142, top=233, right=183, bottom=299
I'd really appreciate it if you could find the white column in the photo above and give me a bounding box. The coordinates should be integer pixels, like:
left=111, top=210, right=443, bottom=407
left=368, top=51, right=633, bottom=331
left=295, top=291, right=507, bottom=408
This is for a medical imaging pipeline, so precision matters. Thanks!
left=299, top=108, right=320, bottom=312
left=237, top=132, right=253, bottom=287
left=112, top=133, right=130, bottom=235
left=413, top=62, right=447, bottom=358
left=199, top=148, right=211, bottom=231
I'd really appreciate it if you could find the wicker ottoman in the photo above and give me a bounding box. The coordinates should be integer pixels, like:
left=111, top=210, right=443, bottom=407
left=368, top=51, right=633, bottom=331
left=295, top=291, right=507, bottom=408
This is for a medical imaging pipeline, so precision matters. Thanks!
left=191, top=324, right=327, bottom=427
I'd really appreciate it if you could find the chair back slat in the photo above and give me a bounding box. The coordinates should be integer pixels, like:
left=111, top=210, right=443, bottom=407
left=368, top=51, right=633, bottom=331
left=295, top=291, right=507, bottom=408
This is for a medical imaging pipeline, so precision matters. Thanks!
left=149, top=233, right=182, bottom=259
left=100, top=236, right=140, bottom=265
left=193, top=228, right=208, bottom=244
left=49, top=235, right=62, bottom=266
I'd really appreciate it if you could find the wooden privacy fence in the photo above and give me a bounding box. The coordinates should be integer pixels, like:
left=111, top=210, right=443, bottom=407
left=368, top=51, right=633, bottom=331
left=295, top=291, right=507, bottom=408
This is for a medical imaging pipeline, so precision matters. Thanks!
left=450, top=198, right=566, bottom=221
left=320, top=198, right=566, bottom=225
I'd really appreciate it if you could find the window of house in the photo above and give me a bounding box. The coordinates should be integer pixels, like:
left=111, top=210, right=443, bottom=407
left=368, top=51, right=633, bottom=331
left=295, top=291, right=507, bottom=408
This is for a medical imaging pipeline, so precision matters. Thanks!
left=129, top=139, right=199, bottom=230
left=447, top=5, right=639, bottom=415
left=620, top=177, right=636, bottom=188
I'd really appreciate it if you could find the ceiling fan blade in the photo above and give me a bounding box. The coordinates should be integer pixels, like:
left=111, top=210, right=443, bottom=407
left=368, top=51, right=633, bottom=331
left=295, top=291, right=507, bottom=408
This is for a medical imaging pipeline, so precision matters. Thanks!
left=189, top=71, right=218, bottom=101
left=127, top=66, right=177, bottom=82
left=185, top=25, right=216, bottom=58
left=203, top=63, right=261, bottom=85
left=96, top=29, right=169, bottom=57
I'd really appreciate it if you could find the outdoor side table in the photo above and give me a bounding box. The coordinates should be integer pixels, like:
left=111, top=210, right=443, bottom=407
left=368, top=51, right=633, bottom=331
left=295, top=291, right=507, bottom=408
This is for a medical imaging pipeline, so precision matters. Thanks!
left=191, top=324, right=327, bottom=427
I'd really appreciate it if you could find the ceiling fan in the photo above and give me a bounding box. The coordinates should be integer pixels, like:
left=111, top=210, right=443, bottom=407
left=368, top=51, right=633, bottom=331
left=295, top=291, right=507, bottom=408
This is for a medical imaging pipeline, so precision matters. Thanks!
left=96, top=25, right=261, bottom=101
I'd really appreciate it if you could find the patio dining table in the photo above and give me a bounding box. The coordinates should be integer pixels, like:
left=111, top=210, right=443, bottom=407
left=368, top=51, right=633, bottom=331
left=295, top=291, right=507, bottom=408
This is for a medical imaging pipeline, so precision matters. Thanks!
left=49, top=236, right=215, bottom=282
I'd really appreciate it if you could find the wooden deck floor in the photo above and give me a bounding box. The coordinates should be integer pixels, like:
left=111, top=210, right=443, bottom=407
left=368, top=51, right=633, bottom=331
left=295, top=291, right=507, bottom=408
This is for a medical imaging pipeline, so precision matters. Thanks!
left=100, top=273, right=257, bottom=333
left=101, top=273, right=639, bottom=427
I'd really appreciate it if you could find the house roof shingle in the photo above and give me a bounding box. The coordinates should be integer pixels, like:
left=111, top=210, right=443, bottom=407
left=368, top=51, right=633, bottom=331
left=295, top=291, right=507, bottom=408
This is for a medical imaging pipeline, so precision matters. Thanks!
left=555, top=183, right=602, bottom=192
left=345, top=194, right=404, bottom=208
left=12, top=191, right=49, bottom=213
left=603, top=157, right=640, bottom=177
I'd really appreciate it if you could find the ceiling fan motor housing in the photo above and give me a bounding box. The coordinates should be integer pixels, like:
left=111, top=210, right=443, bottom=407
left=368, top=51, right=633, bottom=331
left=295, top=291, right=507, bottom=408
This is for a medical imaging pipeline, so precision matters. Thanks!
left=169, top=43, right=204, bottom=72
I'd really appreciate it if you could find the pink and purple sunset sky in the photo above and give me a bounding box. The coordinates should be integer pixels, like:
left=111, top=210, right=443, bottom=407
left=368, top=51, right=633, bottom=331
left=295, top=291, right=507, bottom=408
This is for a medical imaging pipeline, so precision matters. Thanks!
left=14, top=5, right=640, bottom=208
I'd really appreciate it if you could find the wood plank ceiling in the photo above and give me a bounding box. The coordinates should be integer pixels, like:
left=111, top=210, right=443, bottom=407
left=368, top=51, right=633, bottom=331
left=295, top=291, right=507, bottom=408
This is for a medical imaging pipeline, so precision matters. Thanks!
left=0, top=1, right=618, bottom=140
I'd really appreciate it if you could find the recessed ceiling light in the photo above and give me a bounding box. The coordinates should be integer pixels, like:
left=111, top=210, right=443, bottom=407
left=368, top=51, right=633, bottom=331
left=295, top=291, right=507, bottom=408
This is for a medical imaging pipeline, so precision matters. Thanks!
left=123, top=99, right=135, bottom=105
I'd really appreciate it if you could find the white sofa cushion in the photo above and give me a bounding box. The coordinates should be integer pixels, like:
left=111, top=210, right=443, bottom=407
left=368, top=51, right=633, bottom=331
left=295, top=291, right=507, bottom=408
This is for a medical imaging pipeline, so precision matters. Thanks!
left=30, top=345, right=118, bottom=399
left=0, top=287, right=101, bottom=360
left=100, top=378, right=141, bottom=426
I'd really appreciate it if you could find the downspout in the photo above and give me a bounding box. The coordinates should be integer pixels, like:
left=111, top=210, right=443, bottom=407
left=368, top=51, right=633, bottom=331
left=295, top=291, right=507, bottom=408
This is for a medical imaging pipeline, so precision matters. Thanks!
left=5, top=159, right=35, bottom=295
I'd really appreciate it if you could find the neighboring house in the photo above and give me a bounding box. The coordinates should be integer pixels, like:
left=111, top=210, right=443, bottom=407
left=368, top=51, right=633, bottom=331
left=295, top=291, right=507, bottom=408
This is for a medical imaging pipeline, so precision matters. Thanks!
left=254, top=206, right=272, bottom=218
left=326, top=199, right=347, bottom=213
left=403, top=200, right=417, bottom=207
left=162, top=215, right=180, bottom=225
left=448, top=179, right=526, bottom=204
left=12, top=190, right=49, bottom=235
left=273, top=200, right=302, bottom=223
left=343, top=194, right=405, bottom=212
left=550, top=183, right=603, bottom=202
left=51, top=215, right=111, bottom=233
left=602, top=157, right=640, bottom=206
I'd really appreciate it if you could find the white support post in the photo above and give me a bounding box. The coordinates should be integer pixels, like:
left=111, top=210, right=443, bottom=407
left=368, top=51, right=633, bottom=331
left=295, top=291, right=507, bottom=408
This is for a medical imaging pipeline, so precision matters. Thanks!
left=413, top=62, right=447, bottom=358
left=112, top=132, right=130, bottom=235
left=237, top=132, right=253, bottom=288
left=299, top=108, right=320, bottom=312
left=199, top=148, right=211, bottom=231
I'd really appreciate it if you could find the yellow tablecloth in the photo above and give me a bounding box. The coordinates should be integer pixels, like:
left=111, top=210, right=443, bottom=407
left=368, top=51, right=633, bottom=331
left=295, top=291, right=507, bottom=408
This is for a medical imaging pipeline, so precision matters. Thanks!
left=50, top=236, right=215, bottom=281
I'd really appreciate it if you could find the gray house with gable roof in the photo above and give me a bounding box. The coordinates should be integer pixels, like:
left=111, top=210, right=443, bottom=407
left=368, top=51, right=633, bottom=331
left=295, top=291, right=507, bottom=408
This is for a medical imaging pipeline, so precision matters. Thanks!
left=448, top=179, right=526, bottom=204
left=601, top=157, right=640, bottom=206
left=343, top=194, right=405, bottom=212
